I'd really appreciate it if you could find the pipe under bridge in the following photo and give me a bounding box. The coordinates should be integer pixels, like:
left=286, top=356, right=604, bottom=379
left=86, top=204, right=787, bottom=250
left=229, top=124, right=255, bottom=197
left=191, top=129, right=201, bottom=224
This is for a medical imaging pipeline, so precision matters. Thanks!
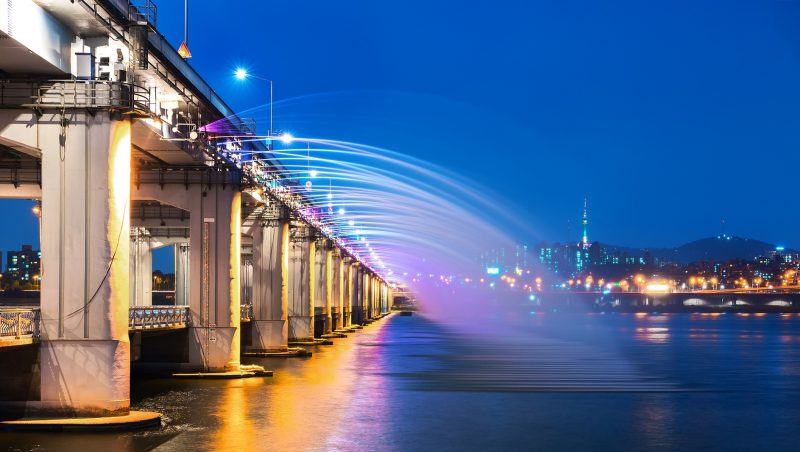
left=0, top=0, right=393, bottom=418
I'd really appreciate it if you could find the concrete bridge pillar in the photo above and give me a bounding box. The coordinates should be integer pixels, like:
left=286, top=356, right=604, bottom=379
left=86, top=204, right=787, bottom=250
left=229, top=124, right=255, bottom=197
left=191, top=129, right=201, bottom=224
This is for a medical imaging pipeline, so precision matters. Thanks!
left=383, top=281, right=390, bottom=314
left=342, top=258, right=352, bottom=327
left=186, top=187, right=242, bottom=372
left=37, top=112, right=132, bottom=416
left=288, top=226, right=315, bottom=341
left=130, top=230, right=154, bottom=307
left=331, top=250, right=343, bottom=331
left=371, top=275, right=378, bottom=319
left=248, top=219, right=289, bottom=351
left=382, top=282, right=390, bottom=314
left=375, top=278, right=383, bottom=316
left=363, top=271, right=371, bottom=322
left=371, top=275, right=378, bottom=318
left=351, top=265, right=362, bottom=325
left=340, top=255, right=353, bottom=328
left=313, top=240, right=332, bottom=336
left=380, top=279, right=386, bottom=315
left=241, top=257, right=253, bottom=307
left=175, top=243, right=189, bottom=306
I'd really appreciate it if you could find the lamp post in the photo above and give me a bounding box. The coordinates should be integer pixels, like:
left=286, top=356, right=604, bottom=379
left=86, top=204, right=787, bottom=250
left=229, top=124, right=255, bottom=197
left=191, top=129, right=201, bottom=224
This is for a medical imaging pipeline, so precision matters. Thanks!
left=234, top=68, right=274, bottom=138
left=32, top=201, right=42, bottom=276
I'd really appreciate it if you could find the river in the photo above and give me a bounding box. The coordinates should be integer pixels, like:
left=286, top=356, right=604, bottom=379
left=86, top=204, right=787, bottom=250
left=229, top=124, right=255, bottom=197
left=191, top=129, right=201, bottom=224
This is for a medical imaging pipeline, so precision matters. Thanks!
left=3, top=311, right=800, bottom=451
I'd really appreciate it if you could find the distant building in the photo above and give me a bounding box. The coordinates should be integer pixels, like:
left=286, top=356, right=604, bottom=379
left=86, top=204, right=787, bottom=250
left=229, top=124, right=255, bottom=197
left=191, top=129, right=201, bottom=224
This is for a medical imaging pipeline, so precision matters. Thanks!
left=6, top=244, right=40, bottom=283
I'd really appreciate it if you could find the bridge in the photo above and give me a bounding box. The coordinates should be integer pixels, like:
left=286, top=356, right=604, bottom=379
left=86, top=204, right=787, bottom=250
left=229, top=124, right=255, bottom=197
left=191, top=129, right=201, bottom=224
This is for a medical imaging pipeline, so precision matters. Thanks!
left=525, top=291, right=800, bottom=312
left=0, top=0, right=393, bottom=420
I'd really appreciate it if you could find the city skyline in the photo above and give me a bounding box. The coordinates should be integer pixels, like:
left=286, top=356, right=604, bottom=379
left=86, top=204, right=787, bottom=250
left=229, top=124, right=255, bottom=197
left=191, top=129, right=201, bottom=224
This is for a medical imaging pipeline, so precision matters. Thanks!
left=0, top=195, right=795, bottom=274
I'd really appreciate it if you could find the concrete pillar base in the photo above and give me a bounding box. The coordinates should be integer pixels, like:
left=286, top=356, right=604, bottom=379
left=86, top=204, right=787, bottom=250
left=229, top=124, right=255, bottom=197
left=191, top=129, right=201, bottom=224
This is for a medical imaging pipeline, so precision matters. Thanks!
left=172, top=367, right=272, bottom=379
left=188, top=327, right=240, bottom=372
left=323, top=315, right=333, bottom=335
left=288, top=338, right=334, bottom=346
left=288, top=316, right=313, bottom=342
left=321, top=332, right=347, bottom=339
left=241, top=347, right=312, bottom=358
left=38, top=340, right=130, bottom=418
left=246, top=320, right=287, bottom=352
left=0, top=410, right=161, bottom=432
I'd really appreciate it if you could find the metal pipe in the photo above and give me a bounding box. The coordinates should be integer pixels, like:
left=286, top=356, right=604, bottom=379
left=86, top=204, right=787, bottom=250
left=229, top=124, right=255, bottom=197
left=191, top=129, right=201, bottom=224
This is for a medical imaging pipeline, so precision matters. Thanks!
left=184, top=0, right=189, bottom=46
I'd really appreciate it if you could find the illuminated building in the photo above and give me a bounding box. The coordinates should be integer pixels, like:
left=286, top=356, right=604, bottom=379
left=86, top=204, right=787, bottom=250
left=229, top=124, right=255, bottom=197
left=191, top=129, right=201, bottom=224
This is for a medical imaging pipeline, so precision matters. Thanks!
left=5, top=245, right=40, bottom=283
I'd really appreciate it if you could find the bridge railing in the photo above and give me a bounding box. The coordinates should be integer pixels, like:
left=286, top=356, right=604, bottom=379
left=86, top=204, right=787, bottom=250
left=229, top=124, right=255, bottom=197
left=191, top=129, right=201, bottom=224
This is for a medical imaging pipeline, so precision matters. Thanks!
left=241, top=303, right=253, bottom=323
left=0, top=308, right=40, bottom=340
left=32, top=80, right=151, bottom=115
left=129, top=306, right=190, bottom=331
left=0, top=80, right=147, bottom=110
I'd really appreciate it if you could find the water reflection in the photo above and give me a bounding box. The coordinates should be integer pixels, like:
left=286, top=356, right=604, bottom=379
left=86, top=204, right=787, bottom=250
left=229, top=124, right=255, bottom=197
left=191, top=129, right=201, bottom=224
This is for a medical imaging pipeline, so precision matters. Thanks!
left=214, top=380, right=257, bottom=451
left=634, top=327, right=670, bottom=344
left=4, top=313, right=800, bottom=451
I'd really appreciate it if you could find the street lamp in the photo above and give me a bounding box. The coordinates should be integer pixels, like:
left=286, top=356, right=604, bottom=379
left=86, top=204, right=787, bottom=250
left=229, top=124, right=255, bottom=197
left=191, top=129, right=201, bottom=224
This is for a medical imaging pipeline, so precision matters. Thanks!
left=234, top=68, right=274, bottom=138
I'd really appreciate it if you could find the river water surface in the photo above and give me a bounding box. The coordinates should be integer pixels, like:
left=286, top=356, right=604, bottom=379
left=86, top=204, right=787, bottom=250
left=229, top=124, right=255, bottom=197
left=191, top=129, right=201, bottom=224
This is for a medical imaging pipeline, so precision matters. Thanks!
left=4, top=311, right=800, bottom=451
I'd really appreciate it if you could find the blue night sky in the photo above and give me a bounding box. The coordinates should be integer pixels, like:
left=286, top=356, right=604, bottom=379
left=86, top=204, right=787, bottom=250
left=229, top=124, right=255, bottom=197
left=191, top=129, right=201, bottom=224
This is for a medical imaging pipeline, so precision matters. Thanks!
left=4, top=0, right=800, bottom=269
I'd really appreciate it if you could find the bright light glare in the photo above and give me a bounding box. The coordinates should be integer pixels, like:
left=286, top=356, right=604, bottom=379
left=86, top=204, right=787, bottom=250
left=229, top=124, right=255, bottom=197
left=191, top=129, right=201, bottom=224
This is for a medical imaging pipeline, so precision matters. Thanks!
left=235, top=68, right=248, bottom=80
left=348, top=220, right=355, bottom=227
left=338, top=207, right=346, bottom=215
left=645, top=283, right=671, bottom=293
left=310, top=170, right=318, bottom=178
left=281, top=133, right=293, bottom=144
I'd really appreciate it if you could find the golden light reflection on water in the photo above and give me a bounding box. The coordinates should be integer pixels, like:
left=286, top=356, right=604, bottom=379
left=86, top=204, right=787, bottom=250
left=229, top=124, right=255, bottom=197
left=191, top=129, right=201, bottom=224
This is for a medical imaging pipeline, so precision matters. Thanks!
left=214, top=379, right=257, bottom=451
left=632, top=314, right=670, bottom=343
left=634, top=327, right=670, bottom=343
left=208, top=319, right=393, bottom=451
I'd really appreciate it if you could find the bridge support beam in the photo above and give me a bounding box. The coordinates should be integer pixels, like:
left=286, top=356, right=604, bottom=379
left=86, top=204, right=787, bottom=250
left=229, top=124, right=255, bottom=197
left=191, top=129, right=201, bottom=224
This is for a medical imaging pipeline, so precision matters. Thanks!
left=341, top=257, right=352, bottom=327
left=130, top=232, right=153, bottom=307
left=372, top=276, right=378, bottom=317
left=248, top=220, right=289, bottom=351
left=370, top=274, right=377, bottom=319
left=313, top=240, right=332, bottom=336
left=350, top=265, right=362, bottom=325
left=382, top=281, right=390, bottom=314
left=331, top=250, right=343, bottom=331
left=37, top=112, right=131, bottom=417
left=288, top=227, right=315, bottom=342
left=175, top=243, right=190, bottom=307
left=187, top=188, right=241, bottom=372
left=383, top=281, right=390, bottom=314
left=362, top=271, right=371, bottom=323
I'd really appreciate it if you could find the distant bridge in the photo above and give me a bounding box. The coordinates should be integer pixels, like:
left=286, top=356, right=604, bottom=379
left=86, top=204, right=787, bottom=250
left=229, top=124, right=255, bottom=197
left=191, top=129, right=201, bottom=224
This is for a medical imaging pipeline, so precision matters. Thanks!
left=530, top=291, right=800, bottom=312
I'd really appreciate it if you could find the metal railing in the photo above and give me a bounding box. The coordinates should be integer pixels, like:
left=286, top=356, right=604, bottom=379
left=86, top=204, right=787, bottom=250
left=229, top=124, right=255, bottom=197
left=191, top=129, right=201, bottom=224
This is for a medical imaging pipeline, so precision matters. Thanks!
left=129, top=306, right=190, bottom=330
left=241, top=303, right=253, bottom=323
left=32, top=80, right=151, bottom=114
left=128, top=0, right=157, bottom=27
left=0, top=308, right=40, bottom=340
